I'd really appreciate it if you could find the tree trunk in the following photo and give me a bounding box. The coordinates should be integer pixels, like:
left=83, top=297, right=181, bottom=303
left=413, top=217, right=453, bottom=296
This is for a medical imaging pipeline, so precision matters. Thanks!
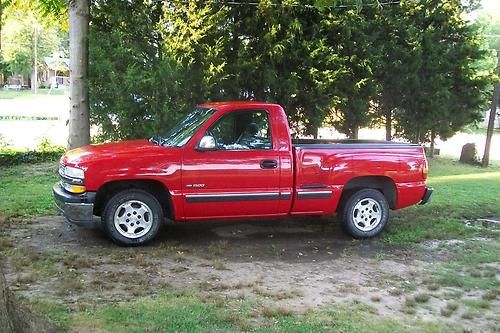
left=0, top=0, right=3, bottom=85
left=0, top=270, right=60, bottom=332
left=68, top=0, right=90, bottom=149
left=350, top=126, right=359, bottom=139
left=0, top=0, right=2, bottom=50
left=482, top=83, right=499, bottom=168
left=429, top=130, right=435, bottom=158
left=482, top=53, right=500, bottom=168
left=385, top=107, right=392, bottom=141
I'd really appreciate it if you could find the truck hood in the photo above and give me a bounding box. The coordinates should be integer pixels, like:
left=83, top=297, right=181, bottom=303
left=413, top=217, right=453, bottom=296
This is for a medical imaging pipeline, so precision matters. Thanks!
left=62, top=139, right=171, bottom=166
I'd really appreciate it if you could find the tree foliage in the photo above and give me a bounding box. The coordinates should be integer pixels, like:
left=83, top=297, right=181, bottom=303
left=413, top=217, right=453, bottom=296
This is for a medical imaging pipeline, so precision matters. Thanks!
left=391, top=0, right=491, bottom=142
left=89, top=0, right=184, bottom=141
left=1, top=1, right=66, bottom=81
left=88, top=0, right=495, bottom=143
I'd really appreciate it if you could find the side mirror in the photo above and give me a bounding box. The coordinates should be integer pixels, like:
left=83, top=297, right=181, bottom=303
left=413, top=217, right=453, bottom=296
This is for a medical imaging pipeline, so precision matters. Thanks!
left=197, top=135, right=217, bottom=151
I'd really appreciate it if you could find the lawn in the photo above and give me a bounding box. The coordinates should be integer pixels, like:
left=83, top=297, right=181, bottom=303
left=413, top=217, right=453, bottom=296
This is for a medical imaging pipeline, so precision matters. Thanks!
left=384, top=157, right=500, bottom=243
left=32, top=290, right=457, bottom=333
left=0, top=161, right=58, bottom=218
left=462, top=124, right=500, bottom=136
left=0, top=88, right=66, bottom=99
left=0, top=157, right=498, bottom=332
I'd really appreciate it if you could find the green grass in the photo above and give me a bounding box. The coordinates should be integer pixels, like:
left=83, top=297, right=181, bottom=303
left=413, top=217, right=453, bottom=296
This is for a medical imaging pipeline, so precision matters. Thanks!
left=0, top=88, right=65, bottom=99
left=461, top=124, right=500, bottom=136
left=462, top=299, right=491, bottom=309
left=384, top=157, right=500, bottom=243
left=427, top=241, right=500, bottom=291
left=1, top=158, right=498, bottom=332
left=34, top=290, right=458, bottom=333
left=0, top=161, right=58, bottom=217
left=432, top=267, right=498, bottom=290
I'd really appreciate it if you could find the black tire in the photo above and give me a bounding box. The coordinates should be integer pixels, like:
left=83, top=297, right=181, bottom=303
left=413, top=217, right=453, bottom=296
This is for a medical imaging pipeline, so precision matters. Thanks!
left=339, top=189, right=389, bottom=238
left=102, top=189, right=163, bottom=246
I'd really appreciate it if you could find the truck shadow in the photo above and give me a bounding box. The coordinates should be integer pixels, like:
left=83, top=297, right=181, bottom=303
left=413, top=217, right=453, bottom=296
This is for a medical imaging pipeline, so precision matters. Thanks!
left=22, top=216, right=392, bottom=264
left=152, top=216, right=388, bottom=263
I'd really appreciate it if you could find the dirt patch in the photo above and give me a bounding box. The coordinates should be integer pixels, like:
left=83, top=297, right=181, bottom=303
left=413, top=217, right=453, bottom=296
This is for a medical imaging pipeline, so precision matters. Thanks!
left=0, top=269, right=60, bottom=333
left=2, top=216, right=499, bottom=332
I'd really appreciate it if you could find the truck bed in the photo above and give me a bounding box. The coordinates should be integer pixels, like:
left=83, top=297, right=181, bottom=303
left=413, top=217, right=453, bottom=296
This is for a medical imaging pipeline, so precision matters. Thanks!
left=292, top=138, right=421, bottom=149
left=290, top=139, right=427, bottom=216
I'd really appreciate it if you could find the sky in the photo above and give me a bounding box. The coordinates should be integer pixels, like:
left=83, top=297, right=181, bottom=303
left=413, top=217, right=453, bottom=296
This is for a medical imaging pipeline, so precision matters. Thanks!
left=466, top=0, right=500, bottom=23
left=480, top=0, right=500, bottom=15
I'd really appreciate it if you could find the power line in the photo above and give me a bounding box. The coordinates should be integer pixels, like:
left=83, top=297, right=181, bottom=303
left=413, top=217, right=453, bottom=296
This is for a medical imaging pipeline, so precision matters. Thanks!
left=222, top=1, right=400, bottom=8
left=174, top=0, right=402, bottom=9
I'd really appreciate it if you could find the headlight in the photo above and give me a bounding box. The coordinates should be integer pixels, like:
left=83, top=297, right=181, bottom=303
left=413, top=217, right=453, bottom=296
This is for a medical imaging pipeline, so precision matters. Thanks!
left=59, top=165, right=85, bottom=180
left=59, top=164, right=86, bottom=194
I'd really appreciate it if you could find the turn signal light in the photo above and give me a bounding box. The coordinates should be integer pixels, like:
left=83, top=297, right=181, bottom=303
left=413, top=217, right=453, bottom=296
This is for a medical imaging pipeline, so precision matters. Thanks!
left=62, top=182, right=86, bottom=194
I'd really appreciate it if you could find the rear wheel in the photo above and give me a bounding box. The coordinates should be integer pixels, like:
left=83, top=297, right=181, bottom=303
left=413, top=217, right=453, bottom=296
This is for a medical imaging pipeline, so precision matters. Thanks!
left=102, top=189, right=162, bottom=246
left=339, top=189, right=389, bottom=238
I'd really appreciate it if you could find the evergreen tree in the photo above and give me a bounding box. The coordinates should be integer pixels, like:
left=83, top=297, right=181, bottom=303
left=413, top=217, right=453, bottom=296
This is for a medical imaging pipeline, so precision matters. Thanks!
left=89, top=0, right=186, bottom=140
left=322, top=8, right=377, bottom=138
left=221, top=1, right=336, bottom=136
left=87, top=0, right=494, bottom=143
left=393, top=0, right=491, bottom=143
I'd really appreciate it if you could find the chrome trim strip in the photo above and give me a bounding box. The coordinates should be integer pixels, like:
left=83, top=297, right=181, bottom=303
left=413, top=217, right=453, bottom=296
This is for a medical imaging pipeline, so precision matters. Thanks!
left=60, top=175, right=84, bottom=185
left=300, top=184, right=328, bottom=189
left=186, top=192, right=282, bottom=203
left=280, top=192, right=291, bottom=200
left=297, top=190, right=332, bottom=199
left=58, top=167, right=84, bottom=185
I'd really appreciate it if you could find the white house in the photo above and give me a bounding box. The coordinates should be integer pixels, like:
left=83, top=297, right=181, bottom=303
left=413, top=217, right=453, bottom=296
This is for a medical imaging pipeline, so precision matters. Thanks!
left=43, top=57, right=70, bottom=88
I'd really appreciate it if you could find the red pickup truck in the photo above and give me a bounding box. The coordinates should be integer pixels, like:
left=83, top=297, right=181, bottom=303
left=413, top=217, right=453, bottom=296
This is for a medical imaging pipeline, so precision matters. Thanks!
left=53, top=101, right=432, bottom=246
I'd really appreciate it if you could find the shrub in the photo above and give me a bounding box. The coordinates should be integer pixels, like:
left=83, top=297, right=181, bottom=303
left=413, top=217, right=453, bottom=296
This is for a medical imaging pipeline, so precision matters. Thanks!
left=0, top=149, right=64, bottom=166
left=0, top=134, right=10, bottom=149
left=37, top=137, right=64, bottom=153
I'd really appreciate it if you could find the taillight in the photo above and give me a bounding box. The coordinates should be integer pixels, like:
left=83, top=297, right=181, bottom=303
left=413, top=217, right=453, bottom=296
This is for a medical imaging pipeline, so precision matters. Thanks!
left=422, top=159, right=429, bottom=180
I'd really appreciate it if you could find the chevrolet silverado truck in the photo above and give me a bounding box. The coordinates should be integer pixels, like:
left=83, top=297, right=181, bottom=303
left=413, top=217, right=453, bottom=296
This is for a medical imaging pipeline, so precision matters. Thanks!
left=53, top=101, right=433, bottom=246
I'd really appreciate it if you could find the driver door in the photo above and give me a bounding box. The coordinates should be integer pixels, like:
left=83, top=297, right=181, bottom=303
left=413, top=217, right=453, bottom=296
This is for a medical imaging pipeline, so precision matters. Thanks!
left=181, top=109, right=281, bottom=220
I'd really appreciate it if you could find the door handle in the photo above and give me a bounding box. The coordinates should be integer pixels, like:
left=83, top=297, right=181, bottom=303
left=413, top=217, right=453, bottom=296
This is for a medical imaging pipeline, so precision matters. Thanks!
left=260, top=159, right=278, bottom=169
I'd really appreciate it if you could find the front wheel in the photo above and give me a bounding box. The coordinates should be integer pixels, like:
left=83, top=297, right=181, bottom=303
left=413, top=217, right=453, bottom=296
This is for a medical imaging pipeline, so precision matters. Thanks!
left=102, top=189, right=163, bottom=246
left=339, top=189, right=389, bottom=238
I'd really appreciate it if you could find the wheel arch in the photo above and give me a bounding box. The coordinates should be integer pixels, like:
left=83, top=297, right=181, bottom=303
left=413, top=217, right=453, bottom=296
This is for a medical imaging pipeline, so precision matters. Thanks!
left=93, top=179, right=174, bottom=220
left=339, top=176, right=397, bottom=210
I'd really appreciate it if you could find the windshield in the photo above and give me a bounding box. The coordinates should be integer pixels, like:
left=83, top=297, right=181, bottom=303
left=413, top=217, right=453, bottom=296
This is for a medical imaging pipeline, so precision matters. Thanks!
left=159, top=107, right=216, bottom=147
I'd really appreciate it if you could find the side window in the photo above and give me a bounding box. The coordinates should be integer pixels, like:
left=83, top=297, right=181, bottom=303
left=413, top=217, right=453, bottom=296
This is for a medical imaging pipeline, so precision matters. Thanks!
left=208, top=110, right=272, bottom=150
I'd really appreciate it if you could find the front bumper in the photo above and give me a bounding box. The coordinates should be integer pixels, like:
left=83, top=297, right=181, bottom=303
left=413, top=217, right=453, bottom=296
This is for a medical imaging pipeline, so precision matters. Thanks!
left=419, top=187, right=433, bottom=205
left=53, top=183, right=97, bottom=226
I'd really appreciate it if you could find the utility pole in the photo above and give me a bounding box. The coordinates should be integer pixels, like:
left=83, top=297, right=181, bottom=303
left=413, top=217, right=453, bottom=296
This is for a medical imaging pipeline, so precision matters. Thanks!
left=1, top=0, right=3, bottom=85
left=0, top=0, right=2, bottom=50
left=482, top=52, right=500, bottom=168
left=32, top=23, right=38, bottom=94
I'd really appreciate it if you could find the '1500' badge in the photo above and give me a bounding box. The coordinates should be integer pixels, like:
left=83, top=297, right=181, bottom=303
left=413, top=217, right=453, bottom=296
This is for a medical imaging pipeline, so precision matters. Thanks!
left=186, top=184, right=205, bottom=188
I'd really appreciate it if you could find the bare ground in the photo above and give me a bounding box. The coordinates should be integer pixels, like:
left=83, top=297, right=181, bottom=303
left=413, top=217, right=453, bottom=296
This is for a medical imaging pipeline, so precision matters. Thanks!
left=1, top=216, right=499, bottom=332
